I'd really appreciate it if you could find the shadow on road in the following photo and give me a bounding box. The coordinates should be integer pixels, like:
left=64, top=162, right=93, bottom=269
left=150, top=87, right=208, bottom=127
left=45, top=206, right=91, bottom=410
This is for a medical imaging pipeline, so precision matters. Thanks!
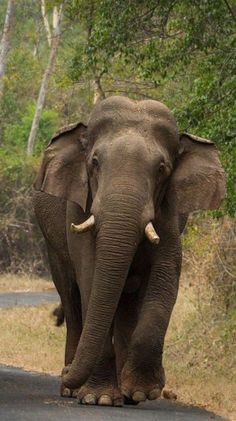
left=0, top=364, right=224, bottom=421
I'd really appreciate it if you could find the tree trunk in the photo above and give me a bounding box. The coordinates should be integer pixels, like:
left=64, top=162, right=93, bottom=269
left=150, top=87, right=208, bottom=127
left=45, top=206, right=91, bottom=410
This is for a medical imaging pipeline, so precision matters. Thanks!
left=41, top=0, right=52, bottom=47
left=27, top=4, right=63, bottom=156
left=0, top=0, right=15, bottom=99
left=92, top=75, right=105, bottom=104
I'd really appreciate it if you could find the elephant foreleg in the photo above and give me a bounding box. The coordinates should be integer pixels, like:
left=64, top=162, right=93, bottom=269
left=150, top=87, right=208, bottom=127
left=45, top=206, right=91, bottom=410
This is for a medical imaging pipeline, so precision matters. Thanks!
left=46, top=245, right=82, bottom=397
left=76, top=290, right=122, bottom=405
left=77, top=329, right=123, bottom=406
left=121, top=234, right=181, bottom=403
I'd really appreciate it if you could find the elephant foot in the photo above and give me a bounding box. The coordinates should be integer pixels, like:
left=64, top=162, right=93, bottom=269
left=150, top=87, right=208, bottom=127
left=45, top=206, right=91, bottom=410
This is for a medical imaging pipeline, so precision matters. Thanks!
left=60, top=383, right=79, bottom=398
left=60, top=365, right=79, bottom=398
left=121, top=362, right=165, bottom=403
left=77, top=382, right=122, bottom=406
left=77, top=358, right=123, bottom=407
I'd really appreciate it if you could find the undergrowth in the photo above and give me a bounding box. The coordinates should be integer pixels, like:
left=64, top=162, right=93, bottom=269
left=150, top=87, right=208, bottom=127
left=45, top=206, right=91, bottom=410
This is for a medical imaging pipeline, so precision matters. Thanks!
left=165, top=216, right=236, bottom=419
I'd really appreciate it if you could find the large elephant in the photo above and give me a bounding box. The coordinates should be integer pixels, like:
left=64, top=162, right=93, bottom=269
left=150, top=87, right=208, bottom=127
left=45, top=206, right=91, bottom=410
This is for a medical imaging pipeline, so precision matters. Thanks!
left=33, top=96, right=225, bottom=406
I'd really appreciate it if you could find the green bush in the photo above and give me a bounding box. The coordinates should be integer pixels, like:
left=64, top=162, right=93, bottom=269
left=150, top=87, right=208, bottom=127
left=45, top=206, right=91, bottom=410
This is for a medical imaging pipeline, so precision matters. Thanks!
left=4, top=102, right=59, bottom=155
left=0, top=149, right=47, bottom=273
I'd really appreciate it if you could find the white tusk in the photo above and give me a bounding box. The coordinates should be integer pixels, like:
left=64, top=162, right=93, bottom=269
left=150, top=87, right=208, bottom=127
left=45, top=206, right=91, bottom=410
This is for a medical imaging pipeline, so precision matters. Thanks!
left=145, top=222, right=160, bottom=245
left=71, top=215, right=95, bottom=234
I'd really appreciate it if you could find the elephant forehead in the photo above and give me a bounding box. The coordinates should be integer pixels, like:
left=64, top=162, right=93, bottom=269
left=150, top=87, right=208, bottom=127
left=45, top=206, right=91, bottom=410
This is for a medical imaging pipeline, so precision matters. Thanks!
left=90, top=96, right=175, bottom=118
left=88, top=97, right=178, bottom=148
left=102, top=132, right=150, bottom=157
left=89, top=96, right=176, bottom=126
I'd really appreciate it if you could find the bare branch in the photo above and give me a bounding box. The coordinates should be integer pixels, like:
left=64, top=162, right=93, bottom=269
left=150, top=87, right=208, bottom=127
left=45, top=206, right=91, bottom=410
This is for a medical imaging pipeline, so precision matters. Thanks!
left=105, top=89, right=156, bottom=100
left=92, top=75, right=105, bottom=104
left=27, top=3, right=64, bottom=155
left=223, top=0, right=236, bottom=21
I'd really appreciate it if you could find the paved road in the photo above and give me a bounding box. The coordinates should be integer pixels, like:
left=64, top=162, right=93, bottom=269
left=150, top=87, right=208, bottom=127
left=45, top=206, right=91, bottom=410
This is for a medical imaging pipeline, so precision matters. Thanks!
left=0, top=291, right=59, bottom=308
left=0, top=364, right=224, bottom=421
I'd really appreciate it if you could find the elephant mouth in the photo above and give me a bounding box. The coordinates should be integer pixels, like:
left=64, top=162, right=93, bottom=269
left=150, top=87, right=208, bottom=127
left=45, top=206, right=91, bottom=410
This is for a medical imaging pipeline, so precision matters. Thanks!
left=70, top=215, right=160, bottom=245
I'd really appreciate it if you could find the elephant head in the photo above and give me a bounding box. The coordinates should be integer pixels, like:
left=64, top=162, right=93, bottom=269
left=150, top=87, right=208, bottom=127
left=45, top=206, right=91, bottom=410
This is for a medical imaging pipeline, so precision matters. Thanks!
left=34, top=96, right=225, bottom=388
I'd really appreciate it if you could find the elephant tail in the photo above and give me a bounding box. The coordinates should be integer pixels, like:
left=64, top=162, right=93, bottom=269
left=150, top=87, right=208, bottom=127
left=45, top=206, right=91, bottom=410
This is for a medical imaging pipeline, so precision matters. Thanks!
left=52, top=303, right=64, bottom=326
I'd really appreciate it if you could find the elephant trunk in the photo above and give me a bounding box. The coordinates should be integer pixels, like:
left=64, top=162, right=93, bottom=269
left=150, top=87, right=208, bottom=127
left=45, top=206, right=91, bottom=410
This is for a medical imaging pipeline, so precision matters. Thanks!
left=63, top=193, right=142, bottom=389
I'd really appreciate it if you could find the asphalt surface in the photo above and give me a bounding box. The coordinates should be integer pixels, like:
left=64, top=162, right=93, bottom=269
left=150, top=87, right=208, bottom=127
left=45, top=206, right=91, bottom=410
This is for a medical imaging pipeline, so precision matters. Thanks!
left=0, top=364, right=224, bottom=421
left=0, top=291, right=59, bottom=308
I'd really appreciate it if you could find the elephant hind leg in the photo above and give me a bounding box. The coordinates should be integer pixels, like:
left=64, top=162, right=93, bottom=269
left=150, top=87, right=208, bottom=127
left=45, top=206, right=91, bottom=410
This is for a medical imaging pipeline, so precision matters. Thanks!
left=46, top=244, right=82, bottom=397
left=114, top=288, right=143, bottom=405
left=52, top=302, right=64, bottom=326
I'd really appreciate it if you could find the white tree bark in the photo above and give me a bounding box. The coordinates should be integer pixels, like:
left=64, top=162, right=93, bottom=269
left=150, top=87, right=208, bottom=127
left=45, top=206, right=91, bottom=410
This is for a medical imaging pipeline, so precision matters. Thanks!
left=41, top=0, right=52, bottom=47
left=27, top=4, right=64, bottom=156
left=0, top=0, right=15, bottom=98
left=92, top=75, right=105, bottom=104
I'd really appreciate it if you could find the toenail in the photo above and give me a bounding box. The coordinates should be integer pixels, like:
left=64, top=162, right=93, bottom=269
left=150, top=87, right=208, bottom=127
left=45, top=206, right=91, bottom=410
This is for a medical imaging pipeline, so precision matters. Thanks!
left=61, top=365, right=70, bottom=376
left=132, top=391, right=146, bottom=402
left=83, top=394, right=97, bottom=405
left=121, top=388, right=131, bottom=398
left=98, top=395, right=112, bottom=406
left=71, top=390, right=78, bottom=398
left=61, top=387, right=71, bottom=397
left=148, top=388, right=161, bottom=400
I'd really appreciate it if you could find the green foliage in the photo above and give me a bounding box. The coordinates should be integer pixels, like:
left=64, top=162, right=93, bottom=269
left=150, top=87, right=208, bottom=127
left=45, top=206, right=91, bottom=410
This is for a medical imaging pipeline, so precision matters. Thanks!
left=0, top=49, right=41, bottom=128
left=4, top=103, right=59, bottom=154
left=65, top=0, right=235, bottom=215
left=0, top=0, right=235, bottom=215
left=68, top=0, right=234, bottom=80
left=172, top=49, right=236, bottom=216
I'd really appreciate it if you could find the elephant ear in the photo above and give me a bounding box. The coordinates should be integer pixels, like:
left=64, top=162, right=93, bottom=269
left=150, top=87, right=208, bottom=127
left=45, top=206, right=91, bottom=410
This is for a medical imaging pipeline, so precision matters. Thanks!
left=34, top=122, right=88, bottom=212
left=165, top=133, right=226, bottom=213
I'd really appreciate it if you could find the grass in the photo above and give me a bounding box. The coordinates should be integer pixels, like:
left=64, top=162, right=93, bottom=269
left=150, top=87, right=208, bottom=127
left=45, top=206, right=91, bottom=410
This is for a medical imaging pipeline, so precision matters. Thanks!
left=0, top=303, right=64, bottom=374
left=163, top=217, right=236, bottom=420
left=165, top=282, right=236, bottom=420
left=0, top=273, right=54, bottom=292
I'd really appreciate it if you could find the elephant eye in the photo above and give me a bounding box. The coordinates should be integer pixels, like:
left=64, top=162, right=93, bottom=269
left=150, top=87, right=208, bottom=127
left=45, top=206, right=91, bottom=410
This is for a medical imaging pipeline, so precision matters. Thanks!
left=158, top=162, right=165, bottom=175
left=92, top=156, right=99, bottom=169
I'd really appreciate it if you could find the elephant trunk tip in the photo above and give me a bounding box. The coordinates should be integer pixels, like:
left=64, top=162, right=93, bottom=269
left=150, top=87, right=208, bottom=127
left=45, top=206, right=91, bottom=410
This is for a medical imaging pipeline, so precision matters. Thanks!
left=62, top=363, right=90, bottom=390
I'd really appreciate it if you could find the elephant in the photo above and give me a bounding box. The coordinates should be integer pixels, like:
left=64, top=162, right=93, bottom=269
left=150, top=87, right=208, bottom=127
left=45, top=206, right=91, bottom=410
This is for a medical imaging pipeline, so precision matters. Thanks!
left=52, top=303, right=65, bottom=326
left=33, top=96, right=225, bottom=407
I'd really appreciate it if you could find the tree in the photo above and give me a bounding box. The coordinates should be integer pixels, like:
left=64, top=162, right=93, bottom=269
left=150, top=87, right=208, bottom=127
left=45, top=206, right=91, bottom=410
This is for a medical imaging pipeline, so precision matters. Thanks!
left=0, top=0, right=15, bottom=99
left=27, top=2, right=64, bottom=156
left=68, top=0, right=235, bottom=215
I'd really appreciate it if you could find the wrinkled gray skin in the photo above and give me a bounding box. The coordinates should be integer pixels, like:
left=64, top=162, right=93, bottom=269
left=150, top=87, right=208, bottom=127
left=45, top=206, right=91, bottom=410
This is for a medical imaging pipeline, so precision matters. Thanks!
left=34, top=96, right=225, bottom=406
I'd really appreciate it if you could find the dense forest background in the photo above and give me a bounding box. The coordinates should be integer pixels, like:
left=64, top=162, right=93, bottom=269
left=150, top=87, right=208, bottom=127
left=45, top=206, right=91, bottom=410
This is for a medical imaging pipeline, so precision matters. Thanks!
left=0, top=1, right=235, bottom=416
